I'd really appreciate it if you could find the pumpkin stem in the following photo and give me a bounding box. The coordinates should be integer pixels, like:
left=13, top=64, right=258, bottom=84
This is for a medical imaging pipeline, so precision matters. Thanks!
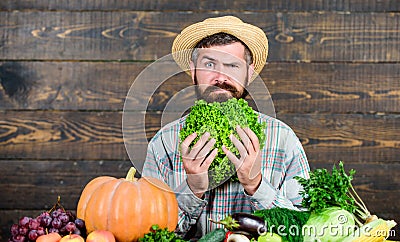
left=126, top=167, right=138, bottom=181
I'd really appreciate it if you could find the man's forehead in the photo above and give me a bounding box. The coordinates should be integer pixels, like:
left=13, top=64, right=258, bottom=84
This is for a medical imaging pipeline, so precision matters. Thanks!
left=196, top=46, right=246, bottom=63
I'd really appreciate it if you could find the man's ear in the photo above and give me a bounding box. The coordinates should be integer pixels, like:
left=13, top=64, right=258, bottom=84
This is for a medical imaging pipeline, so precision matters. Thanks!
left=248, top=63, right=255, bottom=83
left=189, top=61, right=196, bottom=84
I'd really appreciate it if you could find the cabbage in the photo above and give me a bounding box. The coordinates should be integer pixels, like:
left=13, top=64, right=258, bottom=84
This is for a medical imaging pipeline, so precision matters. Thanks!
left=302, top=207, right=355, bottom=242
left=258, top=232, right=282, bottom=242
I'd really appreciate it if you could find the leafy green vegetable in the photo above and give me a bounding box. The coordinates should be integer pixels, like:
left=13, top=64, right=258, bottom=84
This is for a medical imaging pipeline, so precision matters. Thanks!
left=180, top=98, right=266, bottom=186
left=302, top=207, right=355, bottom=242
left=295, top=161, right=357, bottom=214
left=257, top=232, right=283, bottom=242
left=139, top=224, right=187, bottom=242
left=295, top=161, right=373, bottom=226
left=198, top=228, right=226, bottom=242
left=253, top=207, right=310, bottom=242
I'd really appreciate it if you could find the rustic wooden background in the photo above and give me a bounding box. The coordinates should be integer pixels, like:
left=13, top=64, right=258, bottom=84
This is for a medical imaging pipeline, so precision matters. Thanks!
left=1, top=0, right=399, bottom=240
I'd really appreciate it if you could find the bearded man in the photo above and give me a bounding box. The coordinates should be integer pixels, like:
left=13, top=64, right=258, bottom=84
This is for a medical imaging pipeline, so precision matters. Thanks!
left=142, top=16, right=310, bottom=239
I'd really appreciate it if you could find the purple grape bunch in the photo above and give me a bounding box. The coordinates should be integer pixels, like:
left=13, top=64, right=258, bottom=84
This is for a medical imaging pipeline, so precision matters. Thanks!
left=8, top=198, right=86, bottom=242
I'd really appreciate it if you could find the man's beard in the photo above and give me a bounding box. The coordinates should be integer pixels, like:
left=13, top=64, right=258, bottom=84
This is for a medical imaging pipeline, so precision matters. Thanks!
left=194, top=73, right=249, bottom=103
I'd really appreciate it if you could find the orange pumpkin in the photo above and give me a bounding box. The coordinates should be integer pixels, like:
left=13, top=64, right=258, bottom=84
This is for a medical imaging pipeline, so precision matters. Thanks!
left=77, top=167, right=178, bottom=242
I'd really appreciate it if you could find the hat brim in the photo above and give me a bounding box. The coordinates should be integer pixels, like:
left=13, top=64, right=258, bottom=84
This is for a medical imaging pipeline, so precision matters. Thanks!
left=172, top=16, right=268, bottom=82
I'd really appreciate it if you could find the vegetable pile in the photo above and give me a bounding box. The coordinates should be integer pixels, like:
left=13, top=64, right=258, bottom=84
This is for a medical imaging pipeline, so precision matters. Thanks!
left=198, top=161, right=397, bottom=242
left=8, top=167, right=182, bottom=242
left=180, top=98, right=266, bottom=186
left=295, top=161, right=397, bottom=241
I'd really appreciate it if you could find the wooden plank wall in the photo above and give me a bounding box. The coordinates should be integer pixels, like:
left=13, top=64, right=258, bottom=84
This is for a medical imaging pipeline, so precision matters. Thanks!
left=1, top=0, right=399, bottom=240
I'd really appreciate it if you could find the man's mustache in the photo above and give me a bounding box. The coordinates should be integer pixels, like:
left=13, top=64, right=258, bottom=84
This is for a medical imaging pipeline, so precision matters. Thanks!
left=203, top=82, right=239, bottom=95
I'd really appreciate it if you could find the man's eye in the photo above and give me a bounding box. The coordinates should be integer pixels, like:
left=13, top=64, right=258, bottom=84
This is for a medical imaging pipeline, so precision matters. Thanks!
left=205, top=62, right=214, bottom=68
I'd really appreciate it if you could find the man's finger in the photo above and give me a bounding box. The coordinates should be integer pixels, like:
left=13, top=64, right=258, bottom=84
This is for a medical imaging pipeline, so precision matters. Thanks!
left=196, top=138, right=216, bottom=160
left=230, top=133, right=248, bottom=159
left=189, top=132, right=211, bottom=157
left=243, top=127, right=259, bottom=153
left=181, top=132, right=197, bottom=156
left=201, top=148, right=218, bottom=168
left=222, top=145, right=241, bottom=168
left=236, top=125, right=252, bottom=152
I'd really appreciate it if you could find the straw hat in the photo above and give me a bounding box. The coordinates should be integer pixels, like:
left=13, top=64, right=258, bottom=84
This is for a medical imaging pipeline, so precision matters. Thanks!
left=171, top=15, right=268, bottom=82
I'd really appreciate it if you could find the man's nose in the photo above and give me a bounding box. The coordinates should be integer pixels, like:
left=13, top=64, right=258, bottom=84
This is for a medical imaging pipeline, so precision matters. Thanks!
left=213, top=68, right=229, bottom=84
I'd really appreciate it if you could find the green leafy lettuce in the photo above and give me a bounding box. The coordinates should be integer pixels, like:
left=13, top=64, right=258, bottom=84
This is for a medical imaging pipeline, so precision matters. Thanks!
left=179, top=98, right=266, bottom=186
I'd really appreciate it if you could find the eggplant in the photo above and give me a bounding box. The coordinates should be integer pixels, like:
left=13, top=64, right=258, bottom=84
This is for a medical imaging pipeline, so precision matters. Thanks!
left=209, top=212, right=267, bottom=238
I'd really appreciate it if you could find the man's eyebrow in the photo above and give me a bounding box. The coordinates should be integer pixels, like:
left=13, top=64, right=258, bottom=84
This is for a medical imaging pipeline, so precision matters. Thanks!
left=200, top=55, right=242, bottom=66
left=223, top=61, right=242, bottom=66
left=200, top=55, right=216, bottom=62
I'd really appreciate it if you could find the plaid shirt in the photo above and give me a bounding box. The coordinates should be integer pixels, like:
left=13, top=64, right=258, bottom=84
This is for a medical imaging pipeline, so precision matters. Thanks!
left=142, top=113, right=310, bottom=239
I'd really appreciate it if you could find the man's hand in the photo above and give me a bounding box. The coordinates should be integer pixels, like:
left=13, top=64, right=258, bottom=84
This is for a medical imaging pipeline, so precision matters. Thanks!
left=180, top=132, right=217, bottom=198
left=222, top=126, right=262, bottom=195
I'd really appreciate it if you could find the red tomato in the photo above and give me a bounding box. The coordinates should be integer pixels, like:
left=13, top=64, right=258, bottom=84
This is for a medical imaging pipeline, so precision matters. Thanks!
left=224, top=231, right=233, bottom=242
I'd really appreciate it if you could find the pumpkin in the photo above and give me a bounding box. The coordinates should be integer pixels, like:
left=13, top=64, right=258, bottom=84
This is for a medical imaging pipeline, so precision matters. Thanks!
left=77, top=167, right=179, bottom=242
